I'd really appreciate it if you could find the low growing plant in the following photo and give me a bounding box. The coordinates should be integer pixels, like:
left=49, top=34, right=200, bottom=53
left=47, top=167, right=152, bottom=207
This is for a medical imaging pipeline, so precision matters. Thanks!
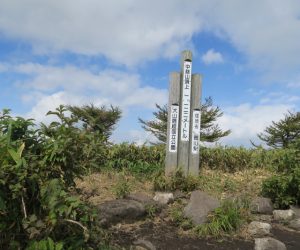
left=153, top=168, right=199, bottom=192
left=195, top=198, right=250, bottom=237
left=113, top=172, right=132, bottom=198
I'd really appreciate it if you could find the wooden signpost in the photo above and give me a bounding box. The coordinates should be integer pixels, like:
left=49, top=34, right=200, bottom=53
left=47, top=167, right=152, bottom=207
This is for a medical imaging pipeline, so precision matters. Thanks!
left=165, top=50, right=202, bottom=176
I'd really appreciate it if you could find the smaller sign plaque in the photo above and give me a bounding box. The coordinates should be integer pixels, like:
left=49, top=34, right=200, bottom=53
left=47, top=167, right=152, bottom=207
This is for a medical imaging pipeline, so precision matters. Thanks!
left=169, top=105, right=179, bottom=152
left=191, top=110, right=201, bottom=154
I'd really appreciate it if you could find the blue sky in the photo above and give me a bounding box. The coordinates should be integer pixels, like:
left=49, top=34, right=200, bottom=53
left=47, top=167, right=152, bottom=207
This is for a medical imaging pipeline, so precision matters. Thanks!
left=0, top=0, right=299, bottom=146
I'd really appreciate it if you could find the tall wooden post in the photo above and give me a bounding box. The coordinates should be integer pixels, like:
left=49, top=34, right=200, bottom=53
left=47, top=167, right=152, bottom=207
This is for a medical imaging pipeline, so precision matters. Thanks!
left=165, top=50, right=202, bottom=176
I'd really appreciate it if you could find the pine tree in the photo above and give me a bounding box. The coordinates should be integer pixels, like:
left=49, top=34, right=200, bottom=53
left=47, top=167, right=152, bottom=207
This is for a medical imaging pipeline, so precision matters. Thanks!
left=256, top=111, right=300, bottom=149
left=139, top=97, right=231, bottom=145
left=67, top=104, right=121, bottom=140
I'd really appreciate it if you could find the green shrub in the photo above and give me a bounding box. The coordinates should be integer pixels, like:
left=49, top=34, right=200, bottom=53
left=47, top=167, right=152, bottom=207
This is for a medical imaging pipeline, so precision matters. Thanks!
left=0, top=107, right=115, bottom=249
left=262, top=147, right=300, bottom=209
left=26, top=237, right=63, bottom=250
left=262, top=174, right=298, bottom=209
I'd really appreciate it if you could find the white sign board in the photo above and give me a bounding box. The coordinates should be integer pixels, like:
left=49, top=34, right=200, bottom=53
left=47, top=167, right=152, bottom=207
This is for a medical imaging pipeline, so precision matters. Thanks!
left=192, top=110, right=201, bottom=154
left=169, top=105, right=179, bottom=152
left=180, top=60, right=192, bottom=141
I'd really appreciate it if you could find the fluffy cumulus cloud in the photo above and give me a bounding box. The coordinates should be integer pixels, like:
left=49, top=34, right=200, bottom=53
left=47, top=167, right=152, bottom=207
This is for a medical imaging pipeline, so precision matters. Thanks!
left=0, top=62, right=167, bottom=125
left=0, top=1, right=300, bottom=145
left=0, top=0, right=202, bottom=66
left=197, top=0, right=300, bottom=80
left=202, top=49, right=224, bottom=65
left=0, top=0, right=299, bottom=77
left=218, top=103, right=294, bottom=147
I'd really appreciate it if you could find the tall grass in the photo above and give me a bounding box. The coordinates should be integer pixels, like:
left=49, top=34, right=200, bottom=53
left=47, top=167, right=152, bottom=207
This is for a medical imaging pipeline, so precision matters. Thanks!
left=102, top=143, right=293, bottom=174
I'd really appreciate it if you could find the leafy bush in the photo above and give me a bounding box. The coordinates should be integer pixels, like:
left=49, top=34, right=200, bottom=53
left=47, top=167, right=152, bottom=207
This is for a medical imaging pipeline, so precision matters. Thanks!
left=0, top=106, right=119, bottom=249
left=262, top=146, right=300, bottom=209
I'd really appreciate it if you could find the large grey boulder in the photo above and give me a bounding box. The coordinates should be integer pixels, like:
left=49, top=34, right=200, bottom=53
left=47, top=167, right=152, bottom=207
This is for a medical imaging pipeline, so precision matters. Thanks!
left=254, top=237, right=286, bottom=250
left=250, top=197, right=273, bottom=215
left=97, top=199, right=146, bottom=226
left=183, top=190, right=220, bottom=225
left=288, top=218, right=300, bottom=231
left=247, top=221, right=272, bottom=237
left=273, top=209, right=295, bottom=221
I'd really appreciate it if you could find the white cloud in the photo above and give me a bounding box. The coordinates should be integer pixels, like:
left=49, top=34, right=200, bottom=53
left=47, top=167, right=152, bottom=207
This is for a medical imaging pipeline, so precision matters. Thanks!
left=127, top=130, right=157, bottom=146
left=1, top=63, right=168, bottom=127
left=218, top=103, right=294, bottom=147
left=259, top=92, right=300, bottom=104
left=0, top=0, right=202, bottom=66
left=0, top=0, right=299, bottom=78
left=198, top=0, right=300, bottom=80
left=202, top=49, right=224, bottom=65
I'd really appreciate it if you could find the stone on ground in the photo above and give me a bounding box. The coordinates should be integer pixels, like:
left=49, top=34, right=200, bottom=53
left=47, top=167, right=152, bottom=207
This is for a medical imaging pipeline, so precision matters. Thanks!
left=250, top=197, right=273, bottom=215
left=183, top=190, right=220, bottom=225
left=273, top=209, right=295, bottom=221
left=248, top=221, right=272, bottom=237
left=254, top=237, right=286, bottom=250
left=153, top=192, right=174, bottom=205
left=288, top=218, right=300, bottom=231
left=127, top=193, right=159, bottom=207
left=97, top=199, right=145, bottom=226
left=134, top=239, right=156, bottom=250
left=290, top=205, right=300, bottom=218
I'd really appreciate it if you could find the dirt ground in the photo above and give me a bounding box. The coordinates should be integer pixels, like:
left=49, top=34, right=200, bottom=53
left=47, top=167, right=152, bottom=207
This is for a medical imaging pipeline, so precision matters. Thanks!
left=110, top=221, right=300, bottom=250
left=76, top=171, right=300, bottom=249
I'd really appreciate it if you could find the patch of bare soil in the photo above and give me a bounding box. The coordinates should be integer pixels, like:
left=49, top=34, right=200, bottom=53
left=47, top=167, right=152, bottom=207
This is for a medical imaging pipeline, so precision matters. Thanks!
left=272, top=224, right=300, bottom=250
left=110, top=220, right=300, bottom=250
left=77, top=171, right=300, bottom=249
left=110, top=220, right=253, bottom=250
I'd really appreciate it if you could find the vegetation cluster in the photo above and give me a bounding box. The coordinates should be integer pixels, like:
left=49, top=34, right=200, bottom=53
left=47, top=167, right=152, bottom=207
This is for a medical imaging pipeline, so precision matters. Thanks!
left=0, top=99, right=299, bottom=248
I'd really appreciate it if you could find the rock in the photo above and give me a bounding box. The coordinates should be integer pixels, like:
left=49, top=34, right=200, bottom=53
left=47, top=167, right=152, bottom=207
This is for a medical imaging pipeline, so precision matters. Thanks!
left=247, top=221, right=272, bottom=237
left=127, top=193, right=158, bottom=206
left=97, top=199, right=146, bottom=226
left=288, top=218, right=300, bottom=231
left=183, top=190, right=220, bottom=225
left=273, top=209, right=295, bottom=221
left=254, top=237, right=286, bottom=250
left=290, top=205, right=300, bottom=218
left=134, top=239, right=156, bottom=250
left=250, top=197, right=273, bottom=215
left=153, top=192, right=174, bottom=205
